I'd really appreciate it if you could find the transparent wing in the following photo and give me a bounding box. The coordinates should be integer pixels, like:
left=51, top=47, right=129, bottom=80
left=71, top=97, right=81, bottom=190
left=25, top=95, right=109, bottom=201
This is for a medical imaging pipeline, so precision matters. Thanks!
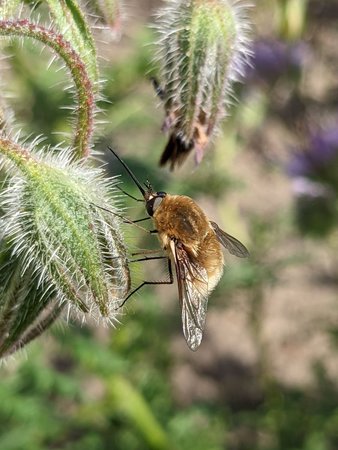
left=170, top=240, right=209, bottom=351
left=210, top=221, right=249, bottom=258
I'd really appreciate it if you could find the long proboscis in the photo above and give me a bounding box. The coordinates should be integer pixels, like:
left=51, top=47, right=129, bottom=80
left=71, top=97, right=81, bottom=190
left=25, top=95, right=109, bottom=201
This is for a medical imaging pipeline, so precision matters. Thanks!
left=108, top=146, right=146, bottom=197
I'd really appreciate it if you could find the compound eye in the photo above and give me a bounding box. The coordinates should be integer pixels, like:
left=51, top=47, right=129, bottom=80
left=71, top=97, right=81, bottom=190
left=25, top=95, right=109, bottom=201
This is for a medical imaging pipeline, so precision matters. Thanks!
left=146, top=193, right=166, bottom=216
left=153, top=196, right=163, bottom=212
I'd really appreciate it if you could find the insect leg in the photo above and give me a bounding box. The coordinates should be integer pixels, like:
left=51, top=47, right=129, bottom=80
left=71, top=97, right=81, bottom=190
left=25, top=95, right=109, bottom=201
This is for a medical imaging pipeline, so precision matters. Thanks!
left=107, top=249, right=163, bottom=261
left=130, top=217, right=150, bottom=223
left=116, top=185, right=144, bottom=202
left=90, top=203, right=153, bottom=234
left=118, top=258, right=173, bottom=308
left=129, top=256, right=167, bottom=263
left=131, top=249, right=163, bottom=256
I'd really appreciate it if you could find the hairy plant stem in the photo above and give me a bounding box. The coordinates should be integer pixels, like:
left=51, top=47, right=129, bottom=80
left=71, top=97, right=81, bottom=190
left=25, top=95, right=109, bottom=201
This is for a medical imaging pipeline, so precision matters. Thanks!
left=46, top=0, right=98, bottom=82
left=0, top=19, right=94, bottom=159
left=0, top=136, right=33, bottom=165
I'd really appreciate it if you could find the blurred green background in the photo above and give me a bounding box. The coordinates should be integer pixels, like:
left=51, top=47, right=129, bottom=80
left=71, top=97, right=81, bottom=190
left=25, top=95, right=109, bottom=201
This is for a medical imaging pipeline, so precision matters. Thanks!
left=1, top=0, right=338, bottom=449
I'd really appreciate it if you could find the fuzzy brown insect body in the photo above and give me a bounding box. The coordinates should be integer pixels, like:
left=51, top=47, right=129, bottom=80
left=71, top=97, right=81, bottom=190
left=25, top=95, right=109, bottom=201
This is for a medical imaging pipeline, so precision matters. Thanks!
left=153, top=194, right=224, bottom=291
left=108, top=147, right=249, bottom=351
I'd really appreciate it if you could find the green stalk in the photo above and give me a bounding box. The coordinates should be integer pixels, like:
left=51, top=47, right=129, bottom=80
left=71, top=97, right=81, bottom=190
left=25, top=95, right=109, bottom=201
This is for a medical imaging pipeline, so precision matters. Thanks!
left=0, top=19, right=95, bottom=159
left=46, top=0, right=98, bottom=83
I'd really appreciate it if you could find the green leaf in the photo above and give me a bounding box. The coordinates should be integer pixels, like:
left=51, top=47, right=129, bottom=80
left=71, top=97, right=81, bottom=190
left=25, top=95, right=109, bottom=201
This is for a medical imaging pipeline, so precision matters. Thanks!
left=107, top=375, right=173, bottom=450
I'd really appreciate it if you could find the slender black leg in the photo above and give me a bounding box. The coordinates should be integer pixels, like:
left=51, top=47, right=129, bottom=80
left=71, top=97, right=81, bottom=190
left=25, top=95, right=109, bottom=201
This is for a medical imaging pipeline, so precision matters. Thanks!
left=116, top=185, right=144, bottom=202
left=90, top=202, right=155, bottom=234
left=118, top=258, right=173, bottom=308
left=129, top=256, right=167, bottom=263
left=129, top=217, right=150, bottom=223
left=109, top=252, right=163, bottom=261
left=131, top=249, right=163, bottom=256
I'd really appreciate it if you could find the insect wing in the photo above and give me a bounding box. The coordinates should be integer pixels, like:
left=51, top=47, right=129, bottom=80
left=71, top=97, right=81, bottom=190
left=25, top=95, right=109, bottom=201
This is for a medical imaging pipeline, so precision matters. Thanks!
left=170, top=240, right=209, bottom=351
left=210, top=221, right=249, bottom=258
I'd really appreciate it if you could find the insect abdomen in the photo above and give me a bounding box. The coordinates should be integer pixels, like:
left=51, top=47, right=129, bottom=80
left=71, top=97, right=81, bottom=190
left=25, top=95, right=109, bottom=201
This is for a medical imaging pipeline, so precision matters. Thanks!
left=198, top=230, right=224, bottom=291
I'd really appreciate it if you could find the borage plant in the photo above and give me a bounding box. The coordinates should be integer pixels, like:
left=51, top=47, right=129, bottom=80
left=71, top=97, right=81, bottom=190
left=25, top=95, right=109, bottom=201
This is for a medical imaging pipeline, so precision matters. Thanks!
left=0, top=1, right=130, bottom=358
left=0, top=0, right=252, bottom=357
left=154, top=0, right=251, bottom=169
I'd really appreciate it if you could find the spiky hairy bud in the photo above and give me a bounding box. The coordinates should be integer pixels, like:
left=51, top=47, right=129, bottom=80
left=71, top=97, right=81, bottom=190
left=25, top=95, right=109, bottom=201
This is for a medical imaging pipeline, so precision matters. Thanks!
left=0, top=138, right=130, bottom=357
left=94, top=0, right=124, bottom=40
left=154, top=0, right=252, bottom=170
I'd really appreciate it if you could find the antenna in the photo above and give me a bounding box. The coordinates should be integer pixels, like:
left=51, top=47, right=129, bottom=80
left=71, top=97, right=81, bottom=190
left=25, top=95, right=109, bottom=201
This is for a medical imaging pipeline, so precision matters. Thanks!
left=108, top=147, right=146, bottom=197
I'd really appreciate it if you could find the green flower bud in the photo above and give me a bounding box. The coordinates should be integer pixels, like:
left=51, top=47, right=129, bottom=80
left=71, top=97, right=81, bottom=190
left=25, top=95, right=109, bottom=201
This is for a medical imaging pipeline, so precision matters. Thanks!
left=0, top=138, right=130, bottom=357
left=0, top=238, right=64, bottom=357
left=93, top=0, right=124, bottom=40
left=154, top=0, right=252, bottom=169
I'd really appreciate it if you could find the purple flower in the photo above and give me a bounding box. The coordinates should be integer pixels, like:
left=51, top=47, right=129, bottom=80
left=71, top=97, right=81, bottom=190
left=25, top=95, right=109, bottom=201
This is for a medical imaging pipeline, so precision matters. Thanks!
left=288, top=127, right=338, bottom=178
left=288, top=127, right=338, bottom=237
left=291, top=177, right=333, bottom=199
left=287, top=154, right=313, bottom=178
left=246, top=39, right=308, bottom=82
left=310, top=128, right=338, bottom=163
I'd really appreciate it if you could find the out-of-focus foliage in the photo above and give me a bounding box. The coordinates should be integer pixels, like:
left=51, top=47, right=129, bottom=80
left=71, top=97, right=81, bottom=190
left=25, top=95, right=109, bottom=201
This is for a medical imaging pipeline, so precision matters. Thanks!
left=1, top=1, right=338, bottom=449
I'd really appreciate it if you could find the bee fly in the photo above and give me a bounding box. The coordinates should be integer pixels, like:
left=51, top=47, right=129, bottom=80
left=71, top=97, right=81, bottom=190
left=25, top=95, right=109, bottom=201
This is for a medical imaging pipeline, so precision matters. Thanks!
left=109, top=148, right=249, bottom=351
